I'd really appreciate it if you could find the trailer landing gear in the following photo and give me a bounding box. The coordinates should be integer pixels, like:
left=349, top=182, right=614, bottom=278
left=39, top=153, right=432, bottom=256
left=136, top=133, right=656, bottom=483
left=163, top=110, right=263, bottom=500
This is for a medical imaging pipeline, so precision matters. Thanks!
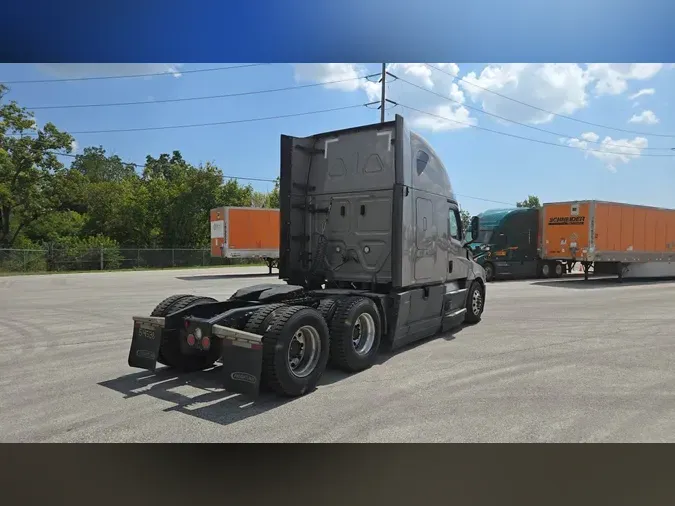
left=617, top=262, right=628, bottom=283
left=265, top=257, right=279, bottom=275
left=582, top=262, right=592, bottom=281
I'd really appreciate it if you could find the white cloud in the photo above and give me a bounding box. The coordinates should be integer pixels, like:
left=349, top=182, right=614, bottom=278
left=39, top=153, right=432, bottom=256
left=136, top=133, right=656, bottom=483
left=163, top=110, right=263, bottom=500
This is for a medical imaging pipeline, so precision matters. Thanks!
left=460, top=64, right=591, bottom=125
left=628, top=88, right=655, bottom=100
left=291, top=63, right=477, bottom=132
left=388, top=63, right=475, bottom=131
left=291, top=63, right=667, bottom=135
left=458, top=63, right=664, bottom=126
left=293, top=63, right=377, bottom=97
left=565, top=132, right=648, bottom=172
left=586, top=64, right=662, bottom=95
left=70, top=140, right=79, bottom=153
left=628, top=110, right=659, bottom=125
left=36, top=63, right=183, bottom=79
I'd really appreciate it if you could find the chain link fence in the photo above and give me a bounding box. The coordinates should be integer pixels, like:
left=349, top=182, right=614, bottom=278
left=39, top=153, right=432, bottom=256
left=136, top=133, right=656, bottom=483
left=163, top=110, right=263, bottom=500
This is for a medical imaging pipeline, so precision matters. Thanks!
left=0, top=248, right=263, bottom=274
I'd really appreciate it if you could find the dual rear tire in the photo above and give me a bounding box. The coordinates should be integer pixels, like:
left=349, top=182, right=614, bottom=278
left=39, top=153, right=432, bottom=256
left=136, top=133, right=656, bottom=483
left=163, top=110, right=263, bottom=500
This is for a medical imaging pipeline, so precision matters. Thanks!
left=148, top=294, right=384, bottom=397
left=245, top=296, right=382, bottom=396
left=539, top=261, right=564, bottom=278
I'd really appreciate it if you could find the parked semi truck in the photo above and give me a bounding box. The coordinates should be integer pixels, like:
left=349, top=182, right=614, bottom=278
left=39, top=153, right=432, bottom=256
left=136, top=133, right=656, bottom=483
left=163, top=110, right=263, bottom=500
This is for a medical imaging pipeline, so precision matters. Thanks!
left=127, top=115, right=487, bottom=398
left=470, top=201, right=675, bottom=282
left=468, top=207, right=551, bottom=281
left=210, top=206, right=280, bottom=274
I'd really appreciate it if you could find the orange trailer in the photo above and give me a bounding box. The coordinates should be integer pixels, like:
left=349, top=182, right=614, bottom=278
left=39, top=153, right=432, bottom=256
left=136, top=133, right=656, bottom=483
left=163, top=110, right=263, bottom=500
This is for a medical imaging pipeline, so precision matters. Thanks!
left=541, top=200, right=675, bottom=280
left=210, top=206, right=280, bottom=273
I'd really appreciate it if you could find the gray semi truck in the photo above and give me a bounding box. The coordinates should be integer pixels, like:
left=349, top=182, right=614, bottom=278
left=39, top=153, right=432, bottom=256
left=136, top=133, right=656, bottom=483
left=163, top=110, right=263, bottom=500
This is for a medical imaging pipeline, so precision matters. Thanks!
left=127, top=115, right=487, bottom=398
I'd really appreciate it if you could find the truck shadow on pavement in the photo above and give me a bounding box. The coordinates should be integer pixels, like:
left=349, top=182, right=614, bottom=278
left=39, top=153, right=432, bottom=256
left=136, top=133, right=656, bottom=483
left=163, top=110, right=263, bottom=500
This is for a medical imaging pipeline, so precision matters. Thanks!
left=532, top=277, right=675, bottom=290
left=97, top=328, right=463, bottom=427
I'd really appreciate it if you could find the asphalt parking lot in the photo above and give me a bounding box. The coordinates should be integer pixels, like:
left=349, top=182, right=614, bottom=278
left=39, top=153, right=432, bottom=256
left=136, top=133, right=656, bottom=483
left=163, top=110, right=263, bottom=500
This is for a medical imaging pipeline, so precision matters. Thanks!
left=1, top=267, right=674, bottom=442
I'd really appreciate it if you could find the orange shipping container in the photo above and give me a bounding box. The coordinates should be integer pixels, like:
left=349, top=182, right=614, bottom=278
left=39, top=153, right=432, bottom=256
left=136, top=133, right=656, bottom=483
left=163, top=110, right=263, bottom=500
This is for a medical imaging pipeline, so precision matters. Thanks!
left=541, top=200, right=675, bottom=263
left=210, top=206, right=280, bottom=259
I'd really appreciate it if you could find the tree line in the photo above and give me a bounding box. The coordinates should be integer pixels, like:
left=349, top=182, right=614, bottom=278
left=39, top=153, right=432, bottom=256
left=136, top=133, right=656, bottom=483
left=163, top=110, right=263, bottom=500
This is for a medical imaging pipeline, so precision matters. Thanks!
left=0, top=84, right=278, bottom=255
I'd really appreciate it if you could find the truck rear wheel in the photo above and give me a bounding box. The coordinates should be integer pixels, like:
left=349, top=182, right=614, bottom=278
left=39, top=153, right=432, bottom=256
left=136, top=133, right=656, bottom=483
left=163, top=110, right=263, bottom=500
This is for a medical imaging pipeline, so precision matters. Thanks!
left=540, top=262, right=551, bottom=278
left=261, top=306, right=330, bottom=397
left=151, top=294, right=220, bottom=372
left=328, top=297, right=381, bottom=373
left=554, top=262, right=564, bottom=278
left=150, top=294, right=193, bottom=317
left=244, top=303, right=286, bottom=335
left=316, top=297, right=339, bottom=322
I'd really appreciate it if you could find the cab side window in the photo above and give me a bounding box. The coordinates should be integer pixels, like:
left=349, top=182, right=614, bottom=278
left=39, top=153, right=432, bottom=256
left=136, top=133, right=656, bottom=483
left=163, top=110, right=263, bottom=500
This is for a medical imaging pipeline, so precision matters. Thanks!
left=448, top=209, right=461, bottom=240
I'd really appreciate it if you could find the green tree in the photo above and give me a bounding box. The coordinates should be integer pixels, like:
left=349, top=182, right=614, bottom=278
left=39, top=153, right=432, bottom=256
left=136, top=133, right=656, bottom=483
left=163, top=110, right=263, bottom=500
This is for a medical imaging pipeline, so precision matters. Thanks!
left=250, top=191, right=270, bottom=208
left=141, top=154, right=254, bottom=247
left=250, top=178, right=280, bottom=209
left=516, top=195, right=541, bottom=208
left=268, top=177, right=280, bottom=208
left=70, top=146, right=136, bottom=183
left=0, top=84, right=74, bottom=247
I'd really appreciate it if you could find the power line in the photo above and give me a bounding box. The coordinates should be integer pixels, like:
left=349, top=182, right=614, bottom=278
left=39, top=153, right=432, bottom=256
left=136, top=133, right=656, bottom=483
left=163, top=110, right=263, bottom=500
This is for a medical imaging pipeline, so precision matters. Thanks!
left=51, top=150, right=278, bottom=183
left=395, top=75, right=675, bottom=152
left=26, top=74, right=379, bottom=110
left=1, top=63, right=271, bottom=85
left=15, top=103, right=375, bottom=136
left=456, top=194, right=514, bottom=206
left=398, top=103, right=675, bottom=158
left=424, top=63, right=675, bottom=139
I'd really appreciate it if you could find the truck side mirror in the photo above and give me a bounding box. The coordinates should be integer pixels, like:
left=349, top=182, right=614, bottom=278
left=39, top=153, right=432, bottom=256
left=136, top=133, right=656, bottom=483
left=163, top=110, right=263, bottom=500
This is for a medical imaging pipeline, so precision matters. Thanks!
left=470, top=216, right=479, bottom=242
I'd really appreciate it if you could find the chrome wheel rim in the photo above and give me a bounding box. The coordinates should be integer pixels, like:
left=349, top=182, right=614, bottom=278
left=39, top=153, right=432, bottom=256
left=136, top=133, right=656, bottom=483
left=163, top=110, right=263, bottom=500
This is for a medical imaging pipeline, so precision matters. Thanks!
left=352, top=313, right=376, bottom=356
left=287, top=325, right=321, bottom=378
left=471, top=288, right=483, bottom=316
left=542, top=264, right=550, bottom=277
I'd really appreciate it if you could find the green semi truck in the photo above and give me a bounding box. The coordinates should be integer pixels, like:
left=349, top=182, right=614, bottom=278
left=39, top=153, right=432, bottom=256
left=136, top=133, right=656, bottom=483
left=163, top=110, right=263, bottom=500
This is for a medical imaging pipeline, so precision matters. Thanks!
left=467, top=207, right=566, bottom=282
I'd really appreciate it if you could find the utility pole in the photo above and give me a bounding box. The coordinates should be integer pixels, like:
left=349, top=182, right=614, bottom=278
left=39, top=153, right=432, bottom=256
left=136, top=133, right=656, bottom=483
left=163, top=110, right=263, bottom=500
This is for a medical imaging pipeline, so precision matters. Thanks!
left=380, top=63, right=386, bottom=123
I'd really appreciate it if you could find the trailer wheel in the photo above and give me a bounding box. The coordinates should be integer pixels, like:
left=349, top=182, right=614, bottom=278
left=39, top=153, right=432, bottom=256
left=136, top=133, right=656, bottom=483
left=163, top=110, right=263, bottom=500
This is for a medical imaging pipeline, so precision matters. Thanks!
left=244, top=303, right=286, bottom=335
left=464, top=281, right=484, bottom=324
left=151, top=294, right=220, bottom=372
left=554, top=262, right=564, bottom=278
left=261, top=306, right=330, bottom=397
left=483, top=262, right=495, bottom=282
left=328, top=297, right=381, bottom=373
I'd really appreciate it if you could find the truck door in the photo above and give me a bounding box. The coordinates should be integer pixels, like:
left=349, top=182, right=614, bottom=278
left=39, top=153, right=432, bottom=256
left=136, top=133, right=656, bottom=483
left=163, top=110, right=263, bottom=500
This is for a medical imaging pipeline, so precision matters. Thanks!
left=447, top=206, right=470, bottom=281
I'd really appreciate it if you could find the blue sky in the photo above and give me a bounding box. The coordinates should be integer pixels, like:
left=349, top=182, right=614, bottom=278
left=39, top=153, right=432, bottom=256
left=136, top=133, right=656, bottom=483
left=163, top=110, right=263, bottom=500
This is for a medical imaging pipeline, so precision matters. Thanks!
left=2, top=62, right=674, bottom=217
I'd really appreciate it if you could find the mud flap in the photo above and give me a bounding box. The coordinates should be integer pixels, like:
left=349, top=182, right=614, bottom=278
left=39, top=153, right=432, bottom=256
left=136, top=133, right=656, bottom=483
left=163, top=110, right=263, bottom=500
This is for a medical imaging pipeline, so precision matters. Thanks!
left=212, top=325, right=264, bottom=397
left=128, top=316, right=165, bottom=370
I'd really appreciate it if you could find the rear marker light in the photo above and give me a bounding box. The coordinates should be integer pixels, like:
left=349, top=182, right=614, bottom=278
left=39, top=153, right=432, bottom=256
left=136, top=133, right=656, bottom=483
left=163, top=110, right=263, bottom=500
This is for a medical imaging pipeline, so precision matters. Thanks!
left=186, top=334, right=196, bottom=346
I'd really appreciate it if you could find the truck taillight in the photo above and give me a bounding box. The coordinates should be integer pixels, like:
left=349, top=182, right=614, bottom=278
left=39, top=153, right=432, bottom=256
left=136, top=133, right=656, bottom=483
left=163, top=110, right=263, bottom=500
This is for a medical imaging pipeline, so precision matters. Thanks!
left=201, top=336, right=211, bottom=350
left=186, top=334, right=196, bottom=346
